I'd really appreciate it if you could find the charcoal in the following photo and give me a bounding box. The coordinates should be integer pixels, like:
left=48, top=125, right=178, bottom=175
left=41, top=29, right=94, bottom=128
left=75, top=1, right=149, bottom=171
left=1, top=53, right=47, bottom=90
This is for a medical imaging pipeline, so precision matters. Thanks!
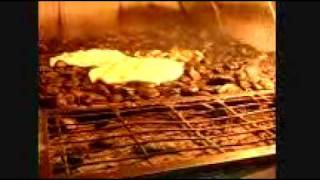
left=39, top=34, right=275, bottom=109
left=209, top=109, right=228, bottom=118
left=89, top=141, right=113, bottom=151
left=188, top=67, right=201, bottom=81
left=46, top=85, right=60, bottom=95
left=64, top=80, right=74, bottom=88
left=224, top=61, right=241, bottom=70
left=216, top=84, right=242, bottom=94
left=56, top=93, right=68, bottom=107
left=87, top=92, right=107, bottom=101
left=56, top=61, right=67, bottom=68
left=71, top=66, right=87, bottom=74
left=133, top=143, right=177, bottom=155
left=70, top=89, right=85, bottom=98
left=48, top=126, right=59, bottom=138
left=122, top=87, right=136, bottom=97
left=181, top=86, right=199, bottom=96
left=94, top=84, right=111, bottom=96
left=61, top=118, right=78, bottom=131
left=65, top=93, right=76, bottom=105
left=258, top=78, right=274, bottom=90
left=212, top=66, right=224, bottom=74
left=39, top=43, right=49, bottom=54
left=67, top=153, right=83, bottom=169
left=137, top=87, right=160, bottom=99
left=45, top=72, right=59, bottom=79
left=94, top=121, right=110, bottom=129
left=51, top=78, right=64, bottom=87
left=239, top=80, right=252, bottom=90
left=83, top=97, right=93, bottom=105
left=212, top=129, right=222, bottom=136
left=110, top=93, right=124, bottom=103
left=180, top=76, right=191, bottom=83
left=197, top=65, right=209, bottom=75
left=197, top=90, right=212, bottom=96
left=207, top=75, right=234, bottom=86
left=199, top=85, right=215, bottom=92
left=70, top=77, right=80, bottom=87
left=52, top=161, right=66, bottom=175
left=253, top=82, right=264, bottom=90
left=40, top=35, right=275, bottom=177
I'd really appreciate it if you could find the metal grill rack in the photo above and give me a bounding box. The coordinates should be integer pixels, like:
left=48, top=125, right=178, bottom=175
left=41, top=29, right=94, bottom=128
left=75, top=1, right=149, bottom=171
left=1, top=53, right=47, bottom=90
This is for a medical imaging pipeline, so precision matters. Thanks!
left=39, top=90, right=276, bottom=178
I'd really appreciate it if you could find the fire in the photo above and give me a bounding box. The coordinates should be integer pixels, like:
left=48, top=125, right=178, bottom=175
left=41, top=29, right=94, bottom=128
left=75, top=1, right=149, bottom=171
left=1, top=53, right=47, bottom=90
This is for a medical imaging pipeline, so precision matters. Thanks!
left=50, top=49, right=186, bottom=85
left=88, top=57, right=185, bottom=85
left=50, top=49, right=128, bottom=67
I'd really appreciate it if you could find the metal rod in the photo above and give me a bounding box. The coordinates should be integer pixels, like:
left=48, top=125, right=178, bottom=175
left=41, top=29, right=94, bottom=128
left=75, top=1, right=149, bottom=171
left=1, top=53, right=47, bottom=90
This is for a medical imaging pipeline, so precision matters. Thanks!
left=169, top=105, right=224, bottom=152
left=113, top=109, right=153, bottom=165
left=49, top=102, right=274, bottom=126
left=50, top=117, right=274, bottom=142
left=216, top=98, right=275, bottom=138
left=62, top=137, right=275, bottom=170
left=55, top=115, right=71, bottom=176
left=52, top=125, right=275, bottom=150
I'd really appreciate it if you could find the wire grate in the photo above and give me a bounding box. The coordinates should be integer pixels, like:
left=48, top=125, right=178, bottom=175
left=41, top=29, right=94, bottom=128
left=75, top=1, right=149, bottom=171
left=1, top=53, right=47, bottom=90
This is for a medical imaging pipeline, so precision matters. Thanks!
left=40, top=90, right=276, bottom=178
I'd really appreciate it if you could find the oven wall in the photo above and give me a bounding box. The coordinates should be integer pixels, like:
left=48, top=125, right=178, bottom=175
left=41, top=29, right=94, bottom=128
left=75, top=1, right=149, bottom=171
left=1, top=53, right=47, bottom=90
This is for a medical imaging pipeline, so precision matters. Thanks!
left=39, top=1, right=275, bottom=52
left=39, top=2, right=60, bottom=42
left=39, top=1, right=119, bottom=43
left=215, top=2, right=275, bottom=52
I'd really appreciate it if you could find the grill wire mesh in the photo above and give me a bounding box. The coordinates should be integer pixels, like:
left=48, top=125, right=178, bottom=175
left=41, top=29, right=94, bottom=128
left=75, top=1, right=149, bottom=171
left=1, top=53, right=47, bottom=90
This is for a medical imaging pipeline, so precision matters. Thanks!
left=40, top=90, right=275, bottom=178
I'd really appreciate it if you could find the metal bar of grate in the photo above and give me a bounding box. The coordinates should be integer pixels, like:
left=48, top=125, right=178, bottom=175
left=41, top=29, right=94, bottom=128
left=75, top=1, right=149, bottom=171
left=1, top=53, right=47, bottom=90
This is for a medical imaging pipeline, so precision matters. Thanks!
left=51, top=125, right=275, bottom=158
left=41, top=90, right=275, bottom=114
left=51, top=121, right=273, bottom=147
left=59, top=136, right=276, bottom=171
left=71, top=145, right=275, bottom=179
left=55, top=115, right=71, bottom=176
left=168, top=105, right=225, bottom=153
left=113, top=109, right=152, bottom=165
left=215, top=97, right=275, bottom=138
left=49, top=110, right=274, bottom=145
left=53, top=100, right=273, bottom=124
left=250, top=94, right=275, bottom=136
left=39, top=112, right=52, bottom=177
left=48, top=108, right=274, bottom=136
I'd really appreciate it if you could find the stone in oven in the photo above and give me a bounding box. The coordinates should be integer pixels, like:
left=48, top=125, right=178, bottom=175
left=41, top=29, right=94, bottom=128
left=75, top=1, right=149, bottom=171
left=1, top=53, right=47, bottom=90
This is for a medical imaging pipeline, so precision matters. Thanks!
left=55, top=61, right=67, bottom=68
left=181, top=84, right=199, bottom=96
left=239, top=80, right=252, bottom=90
left=45, top=85, right=60, bottom=95
left=188, top=67, right=201, bottom=81
left=207, top=75, right=235, bottom=86
left=110, top=93, right=124, bottom=103
left=216, top=83, right=243, bottom=94
left=258, top=78, right=275, bottom=90
left=60, top=118, right=78, bottom=130
left=137, top=87, right=160, bottom=99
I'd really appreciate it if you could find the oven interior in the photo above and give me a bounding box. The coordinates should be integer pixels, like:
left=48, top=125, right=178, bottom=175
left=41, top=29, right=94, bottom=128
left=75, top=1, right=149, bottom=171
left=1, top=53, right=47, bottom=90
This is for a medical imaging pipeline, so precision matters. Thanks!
left=39, top=1, right=276, bottom=178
